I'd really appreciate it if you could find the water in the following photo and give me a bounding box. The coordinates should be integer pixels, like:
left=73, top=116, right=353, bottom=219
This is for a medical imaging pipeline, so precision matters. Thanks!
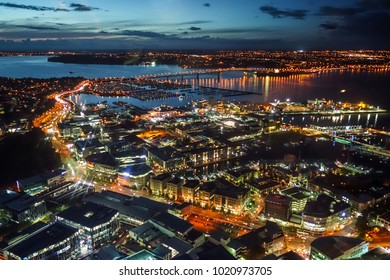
left=174, top=69, right=390, bottom=107
left=2, top=56, right=390, bottom=129
left=0, top=56, right=183, bottom=78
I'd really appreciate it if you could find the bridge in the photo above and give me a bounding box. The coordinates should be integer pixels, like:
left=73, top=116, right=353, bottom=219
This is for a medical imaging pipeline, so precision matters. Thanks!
left=135, top=67, right=315, bottom=82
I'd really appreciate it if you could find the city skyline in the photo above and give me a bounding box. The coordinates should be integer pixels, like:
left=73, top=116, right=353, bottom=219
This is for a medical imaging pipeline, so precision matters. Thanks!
left=0, top=0, right=389, bottom=51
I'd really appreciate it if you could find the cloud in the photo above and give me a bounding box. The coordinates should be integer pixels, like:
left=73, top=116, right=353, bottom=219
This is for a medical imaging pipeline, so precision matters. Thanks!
left=69, top=3, right=98, bottom=12
left=203, top=3, right=210, bottom=7
left=0, top=2, right=68, bottom=11
left=179, top=20, right=213, bottom=25
left=0, top=2, right=100, bottom=12
left=15, top=25, right=60, bottom=30
left=319, top=22, right=338, bottom=30
left=121, top=30, right=170, bottom=38
left=260, top=5, right=307, bottom=20
left=358, top=0, right=390, bottom=9
left=188, top=26, right=201, bottom=31
left=318, top=6, right=363, bottom=17
left=316, top=10, right=390, bottom=48
left=338, top=11, right=390, bottom=36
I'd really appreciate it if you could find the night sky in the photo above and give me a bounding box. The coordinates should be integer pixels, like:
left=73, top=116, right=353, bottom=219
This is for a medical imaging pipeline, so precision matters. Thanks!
left=0, top=0, right=389, bottom=51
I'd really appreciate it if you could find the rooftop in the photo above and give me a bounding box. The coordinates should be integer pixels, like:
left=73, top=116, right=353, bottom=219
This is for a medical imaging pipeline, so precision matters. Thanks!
left=162, top=237, right=193, bottom=255
left=182, top=179, right=200, bottom=189
left=0, top=190, right=21, bottom=206
left=57, top=202, right=118, bottom=228
left=303, top=194, right=350, bottom=218
left=83, top=190, right=169, bottom=221
left=227, top=168, right=254, bottom=178
left=311, top=236, right=367, bottom=259
left=151, top=212, right=193, bottom=235
left=85, top=152, right=117, bottom=167
left=125, top=249, right=163, bottom=260
left=152, top=173, right=172, bottom=181
left=74, top=138, right=103, bottom=151
left=88, top=245, right=127, bottom=260
left=148, top=146, right=184, bottom=161
left=4, top=194, right=45, bottom=213
left=119, top=164, right=152, bottom=177
left=16, top=169, right=66, bottom=187
left=6, top=222, right=79, bottom=259
left=196, top=244, right=236, bottom=260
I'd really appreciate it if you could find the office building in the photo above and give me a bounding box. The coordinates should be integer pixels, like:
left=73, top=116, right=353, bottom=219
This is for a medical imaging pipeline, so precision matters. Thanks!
left=310, top=236, right=368, bottom=260
left=56, top=202, right=119, bottom=250
left=264, top=194, right=292, bottom=221
left=16, top=169, right=67, bottom=196
left=2, top=222, right=80, bottom=260
left=118, top=164, right=152, bottom=189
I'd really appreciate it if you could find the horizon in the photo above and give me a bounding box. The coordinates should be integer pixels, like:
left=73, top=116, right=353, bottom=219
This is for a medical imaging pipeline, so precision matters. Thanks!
left=0, top=0, right=389, bottom=51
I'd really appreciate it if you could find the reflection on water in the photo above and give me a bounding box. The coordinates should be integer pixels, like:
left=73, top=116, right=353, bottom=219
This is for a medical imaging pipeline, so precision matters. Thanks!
left=171, top=69, right=390, bottom=108
left=281, top=113, right=389, bottom=130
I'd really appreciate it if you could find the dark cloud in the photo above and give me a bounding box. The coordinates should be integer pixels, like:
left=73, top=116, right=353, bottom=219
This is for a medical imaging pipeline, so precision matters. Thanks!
left=188, top=26, right=201, bottom=31
left=317, top=11, right=390, bottom=48
left=319, top=22, right=338, bottom=30
left=0, top=2, right=68, bottom=11
left=182, top=31, right=189, bottom=35
left=318, top=6, right=363, bottom=17
left=178, top=20, right=213, bottom=25
left=69, top=3, right=98, bottom=12
left=121, top=30, right=169, bottom=38
left=0, top=2, right=99, bottom=12
left=339, top=11, right=390, bottom=36
left=260, top=5, right=307, bottom=20
left=203, top=3, right=210, bottom=7
left=15, top=25, right=59, bottom=30
left=358, top=0, right=390, bottom=9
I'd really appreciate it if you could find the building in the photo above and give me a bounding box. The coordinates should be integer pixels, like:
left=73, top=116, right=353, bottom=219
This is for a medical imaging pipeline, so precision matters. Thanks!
left=105, top=140, right=132, bottom=154
left=74, top=138, right=106, bottom=160
left=16, top=169, right=67, bottom=196
left=196, top=181, right=216, bottom=208
left=85, top=152, right=118, bottom=181
left=83, top=190, right=169, bottom=226
left=263, top=251, right=304, bottom=260
left=302, top=194, right=351, bottom=233
left=124, top=249, right=163, bottom=260
left=225, top=168, right=258, bottom=185
left=187, top=145, right=241, bottom=167
left=213, top=178, right=250, bottom=215
left=280, top=187, right=312, bottom=213
left=310, top=236, right=369, bottom=260
left=249, top=177, right=281, bottom=195
left=226, top=221, right=285, bottom=259
left=1, top=222, right=80, bottom=260
left=166, top=177, right=185, bottom=200
left=86, top=245, right=127, bottom=260
left=56, top=202, right=119, bottom=250
left=129, top=220, right=197, bottom=259
left=150, top=173, right=171, bottom=196
left=147, top=146, right=186, bottom=171
left=355, top=247, right=390, bottom=260
left=0, top=190, right=47, bottom=223
left=376, top=212, right=390, bottom=231
left=118, top=164, right=152, bottom=189
left=113, top=148, right=147, bottom=167
left=58, top=123, right=82, bottom=139
left=181, top=179, right=200, bottom=203
left=149, top=212, right=193, bottom=238
left=264, top=194, right=292, bottom=221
